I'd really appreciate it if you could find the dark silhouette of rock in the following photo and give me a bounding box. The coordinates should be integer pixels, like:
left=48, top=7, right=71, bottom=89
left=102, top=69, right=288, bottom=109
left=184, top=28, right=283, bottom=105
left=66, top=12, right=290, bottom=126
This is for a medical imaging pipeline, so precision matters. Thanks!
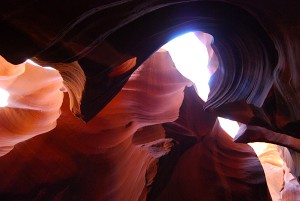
left=0, top=1, right=300, bottom=200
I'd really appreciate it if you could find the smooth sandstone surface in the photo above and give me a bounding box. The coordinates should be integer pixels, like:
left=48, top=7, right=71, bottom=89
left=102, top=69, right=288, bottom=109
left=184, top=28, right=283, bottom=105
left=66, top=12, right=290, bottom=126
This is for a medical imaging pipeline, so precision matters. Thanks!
left=0, top=1, right=300, bottom=200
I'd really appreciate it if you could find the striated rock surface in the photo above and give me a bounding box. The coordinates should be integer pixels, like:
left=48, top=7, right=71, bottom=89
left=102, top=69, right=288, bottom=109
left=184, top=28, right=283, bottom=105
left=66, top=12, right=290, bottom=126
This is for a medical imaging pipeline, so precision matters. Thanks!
left=0, top=56, right=63, bottom=156
left=0, top=51, right=192, bottom=200
left=0, top=1, right=300, bottom=200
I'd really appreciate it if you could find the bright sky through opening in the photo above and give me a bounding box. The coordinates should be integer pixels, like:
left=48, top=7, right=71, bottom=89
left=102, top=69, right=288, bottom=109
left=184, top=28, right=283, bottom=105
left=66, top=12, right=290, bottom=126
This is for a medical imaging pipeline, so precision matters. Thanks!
left=164, top=32, right=240, bottom=138
left=0, top=88, right=9, bottom=107
left=163, top=32, right=210, bottom=101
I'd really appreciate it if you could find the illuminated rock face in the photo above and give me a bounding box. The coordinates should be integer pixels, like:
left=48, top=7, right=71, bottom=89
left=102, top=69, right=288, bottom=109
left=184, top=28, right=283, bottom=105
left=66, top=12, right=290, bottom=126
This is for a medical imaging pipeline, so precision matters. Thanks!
left=0, top=56, right=64, bottom=156
left=0, top=1, right=300, bottom=201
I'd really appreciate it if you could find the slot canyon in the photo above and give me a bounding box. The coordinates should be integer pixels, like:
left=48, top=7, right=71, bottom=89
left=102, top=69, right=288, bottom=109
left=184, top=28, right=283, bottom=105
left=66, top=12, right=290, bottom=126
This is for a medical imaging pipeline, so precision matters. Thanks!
left=0, top=1, right=300, bottom=200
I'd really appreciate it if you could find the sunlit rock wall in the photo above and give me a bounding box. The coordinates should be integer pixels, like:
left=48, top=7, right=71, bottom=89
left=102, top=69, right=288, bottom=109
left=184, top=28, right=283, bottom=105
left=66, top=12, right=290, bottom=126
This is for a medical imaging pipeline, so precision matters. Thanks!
left=0, top=1, right=300, bottom=201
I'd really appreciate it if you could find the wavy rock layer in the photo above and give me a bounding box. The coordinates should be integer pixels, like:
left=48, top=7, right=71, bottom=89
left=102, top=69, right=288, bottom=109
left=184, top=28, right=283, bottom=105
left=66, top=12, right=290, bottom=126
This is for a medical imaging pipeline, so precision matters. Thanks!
left=0, top=1, right=300, bottom=201
left=149, top=87, right=270, bottom=201
left=0, top=51, right=192, bottom=200
left=0, top=56, right=63, bottom=156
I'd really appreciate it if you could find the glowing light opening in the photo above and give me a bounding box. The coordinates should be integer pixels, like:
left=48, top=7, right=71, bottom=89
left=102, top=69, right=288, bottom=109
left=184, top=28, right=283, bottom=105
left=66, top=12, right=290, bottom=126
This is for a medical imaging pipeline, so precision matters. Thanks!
left=218, top=117, right=240, bottom=138
left=164, top=32, right=240, bottom=138
left=162, top=33, right=279, bottom=197
left=0, top=88, right=9, bottom=107
left=163, top=32, right=210, bottom=101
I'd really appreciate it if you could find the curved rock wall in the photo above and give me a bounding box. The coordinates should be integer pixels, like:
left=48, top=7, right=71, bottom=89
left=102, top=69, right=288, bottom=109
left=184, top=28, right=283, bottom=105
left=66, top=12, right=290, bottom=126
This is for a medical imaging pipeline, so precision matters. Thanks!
left=0, top=1, right=300, bottom=200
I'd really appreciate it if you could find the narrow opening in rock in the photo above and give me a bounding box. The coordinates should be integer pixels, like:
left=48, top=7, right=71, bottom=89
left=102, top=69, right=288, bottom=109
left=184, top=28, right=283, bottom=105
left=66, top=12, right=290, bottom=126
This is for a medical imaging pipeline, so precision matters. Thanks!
left=0, top=88, right=9, bottom=107
left=163, top=31, right=240, bottom=138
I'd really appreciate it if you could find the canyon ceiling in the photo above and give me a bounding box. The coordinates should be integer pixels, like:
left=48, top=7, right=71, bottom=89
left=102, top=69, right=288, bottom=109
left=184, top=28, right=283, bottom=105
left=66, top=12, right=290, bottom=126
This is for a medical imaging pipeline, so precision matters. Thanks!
left=0, top=1, right=300, bottom=200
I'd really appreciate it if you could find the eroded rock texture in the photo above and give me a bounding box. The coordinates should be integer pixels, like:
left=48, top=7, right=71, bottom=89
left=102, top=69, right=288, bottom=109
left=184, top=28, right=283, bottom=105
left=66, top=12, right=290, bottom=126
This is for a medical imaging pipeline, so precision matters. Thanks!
left=0, top=1, right=300, bottom=201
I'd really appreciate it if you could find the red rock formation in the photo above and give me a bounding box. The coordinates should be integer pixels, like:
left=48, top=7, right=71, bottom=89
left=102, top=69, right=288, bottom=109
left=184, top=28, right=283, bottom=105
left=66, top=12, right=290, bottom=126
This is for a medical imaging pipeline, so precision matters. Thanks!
left=0, top=56, right=63, bottom=156
left=0, top=1, right=300, bottom=200
left=0, top=50, right=192, bottom=200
